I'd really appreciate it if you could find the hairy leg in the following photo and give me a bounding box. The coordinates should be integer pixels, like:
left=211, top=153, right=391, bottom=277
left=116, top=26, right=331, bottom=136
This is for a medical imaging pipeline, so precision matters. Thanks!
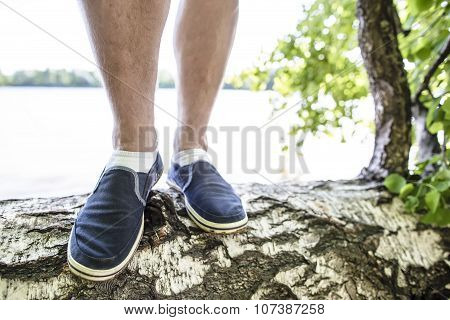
left=173, top=0, right=239, bottom=151
left=79, top=0, right=170, bottom=151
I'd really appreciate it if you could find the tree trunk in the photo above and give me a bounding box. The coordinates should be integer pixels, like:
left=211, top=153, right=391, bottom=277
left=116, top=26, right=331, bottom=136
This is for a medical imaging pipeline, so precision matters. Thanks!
left=357, top=0, right=412, bottom=180
left=1, top=182, right=448, bottom=300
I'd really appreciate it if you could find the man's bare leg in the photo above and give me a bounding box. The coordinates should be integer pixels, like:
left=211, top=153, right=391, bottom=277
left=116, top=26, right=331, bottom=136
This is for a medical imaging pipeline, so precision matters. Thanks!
left=168, top=0, right=247, bottom=234
left=79, top=0, right=170, bottom=151
left=173, top=0, right=239, bottom=151
left=68, top=1, right=170, bottom=281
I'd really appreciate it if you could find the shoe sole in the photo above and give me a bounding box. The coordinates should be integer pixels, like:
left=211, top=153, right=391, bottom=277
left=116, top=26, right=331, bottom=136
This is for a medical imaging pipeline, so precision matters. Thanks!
left=167, top=180, right=248, bottom=234
left=67, top=214, right=144, bottom=282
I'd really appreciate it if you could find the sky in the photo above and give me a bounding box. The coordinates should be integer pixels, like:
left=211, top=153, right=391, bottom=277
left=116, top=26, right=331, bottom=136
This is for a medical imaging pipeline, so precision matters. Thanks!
left=0, top=0, right=304, bottom=77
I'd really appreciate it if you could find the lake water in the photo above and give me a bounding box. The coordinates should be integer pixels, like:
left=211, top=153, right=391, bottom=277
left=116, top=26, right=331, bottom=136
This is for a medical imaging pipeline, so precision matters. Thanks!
left=0, top=87, right=374, bottom=200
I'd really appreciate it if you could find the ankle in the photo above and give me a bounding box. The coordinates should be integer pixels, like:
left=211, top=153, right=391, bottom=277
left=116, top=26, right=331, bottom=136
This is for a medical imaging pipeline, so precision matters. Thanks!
left=113, top=127, right=158, bottom=152
left=173, top=128, right=207, bottom=153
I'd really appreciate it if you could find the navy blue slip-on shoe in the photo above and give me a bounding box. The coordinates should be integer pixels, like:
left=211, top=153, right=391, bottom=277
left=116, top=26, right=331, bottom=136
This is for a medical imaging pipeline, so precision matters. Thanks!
left=67, top=153, right=163, bottom=281
left=167, top=160, right=248, bottom=233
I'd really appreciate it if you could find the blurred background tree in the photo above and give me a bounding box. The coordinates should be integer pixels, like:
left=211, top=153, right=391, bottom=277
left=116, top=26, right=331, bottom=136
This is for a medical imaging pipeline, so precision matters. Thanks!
left=236, top=0, right=449, bottom=225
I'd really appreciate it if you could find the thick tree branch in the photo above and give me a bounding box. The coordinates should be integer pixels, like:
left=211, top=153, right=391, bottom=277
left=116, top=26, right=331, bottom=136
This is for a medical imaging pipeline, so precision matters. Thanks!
left=0, top=182, right=449, bottom=299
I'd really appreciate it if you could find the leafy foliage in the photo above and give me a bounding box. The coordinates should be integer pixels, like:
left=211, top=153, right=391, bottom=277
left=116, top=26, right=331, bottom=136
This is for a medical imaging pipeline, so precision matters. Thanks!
left=385, top=151, right=450, bottom=226
left=234, top=0, right=368, bottom=139
left=236, top=0, right=449, bottom=225
left=395, top=0, right=450, bottom=226
left=400, top=0, right=449, bottom=117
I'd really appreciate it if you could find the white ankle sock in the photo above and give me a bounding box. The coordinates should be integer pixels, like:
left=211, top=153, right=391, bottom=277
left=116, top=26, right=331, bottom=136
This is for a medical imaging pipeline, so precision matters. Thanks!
left=172, top=148, right=211, bottom=167
left=106, top=150, right=158, bottom=173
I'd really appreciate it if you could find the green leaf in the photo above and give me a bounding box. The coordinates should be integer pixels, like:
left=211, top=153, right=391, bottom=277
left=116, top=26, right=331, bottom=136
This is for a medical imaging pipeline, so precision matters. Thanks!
left=428, top=121, right=443, bottom=134
left=384, top=173, right=406, bottom=194
left=426, top=105, right=445, bottom=132
left=425, top=189, right=440, bottom=214
left=444, top=120, right=450, bottom=134
left=426, top=105, right=436, bottom=127
left=445, top=110, right=450, bottom=121
left=433, top=180, right=450, bottom=192
left=414, top=47, right=431, bottom=60
left=434, top=168, right=450, bottom=181
left=400, top=183, right=415, bottom=199
left=404, top=195, right=420, bottom=213
left=420, top=208, right=450, bottom=226
left=408, top=0, right=434, bottom=14
left=443, top=98, right=450, bottom=114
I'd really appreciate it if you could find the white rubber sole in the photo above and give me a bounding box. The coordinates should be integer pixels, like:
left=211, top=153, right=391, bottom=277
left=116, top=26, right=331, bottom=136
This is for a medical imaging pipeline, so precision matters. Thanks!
left=67, top=214, right=144, bottom=282
left=167, top=180, right=248, bottom=234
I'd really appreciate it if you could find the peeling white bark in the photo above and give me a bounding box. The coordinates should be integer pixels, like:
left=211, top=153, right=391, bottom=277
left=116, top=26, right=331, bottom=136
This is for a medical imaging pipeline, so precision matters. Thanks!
left=0, top=181, right=448, bottom=299
left=375, top=229, right=444, bottom=270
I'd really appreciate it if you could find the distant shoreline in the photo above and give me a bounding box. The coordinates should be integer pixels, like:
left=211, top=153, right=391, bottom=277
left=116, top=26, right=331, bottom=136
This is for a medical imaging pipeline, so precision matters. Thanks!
left=0, top=84, right=100, bottom=88
left=0, top=85, right=247, bottom=90
left=0, top=69, right=249, bottom=90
